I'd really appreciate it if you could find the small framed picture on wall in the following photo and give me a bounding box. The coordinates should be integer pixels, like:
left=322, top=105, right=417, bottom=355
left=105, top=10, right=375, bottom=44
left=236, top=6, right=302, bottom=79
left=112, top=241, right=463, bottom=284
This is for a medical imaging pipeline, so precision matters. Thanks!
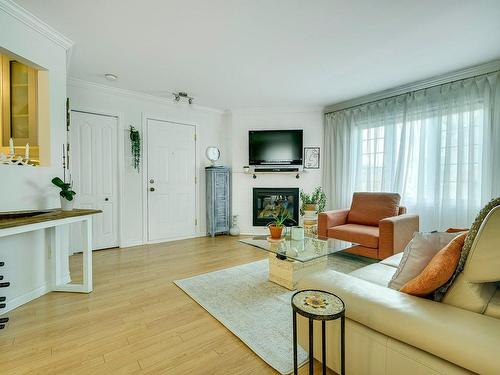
left=304, top=147, right=320, bottom=169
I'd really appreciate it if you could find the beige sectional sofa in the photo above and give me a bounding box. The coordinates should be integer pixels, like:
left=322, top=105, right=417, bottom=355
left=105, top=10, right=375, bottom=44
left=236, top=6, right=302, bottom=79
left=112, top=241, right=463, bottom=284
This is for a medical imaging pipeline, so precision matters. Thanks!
left=297, top=206, right=500, bottom=375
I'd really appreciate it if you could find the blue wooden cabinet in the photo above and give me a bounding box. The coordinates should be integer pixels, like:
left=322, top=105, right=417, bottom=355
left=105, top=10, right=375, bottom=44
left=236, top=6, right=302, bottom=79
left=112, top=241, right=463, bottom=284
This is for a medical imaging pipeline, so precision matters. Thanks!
left=206, top=167, right=231, bottom=237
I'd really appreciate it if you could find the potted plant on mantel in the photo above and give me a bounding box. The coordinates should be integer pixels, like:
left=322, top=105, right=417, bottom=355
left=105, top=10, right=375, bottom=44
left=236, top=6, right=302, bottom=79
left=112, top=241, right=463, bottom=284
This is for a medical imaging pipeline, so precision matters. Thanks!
left=268, top=209, right=294, bottom=240
left=300, top=187, right=326, bottom=216
left=52, top=177, right=76, bottom=211
left=300, top=187, right=326, bottom=237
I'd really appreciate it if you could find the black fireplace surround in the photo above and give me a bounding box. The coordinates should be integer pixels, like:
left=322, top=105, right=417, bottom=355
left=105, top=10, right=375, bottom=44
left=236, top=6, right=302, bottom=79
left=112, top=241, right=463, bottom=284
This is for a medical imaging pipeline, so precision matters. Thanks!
left=253, top=188, right=299, bottom=226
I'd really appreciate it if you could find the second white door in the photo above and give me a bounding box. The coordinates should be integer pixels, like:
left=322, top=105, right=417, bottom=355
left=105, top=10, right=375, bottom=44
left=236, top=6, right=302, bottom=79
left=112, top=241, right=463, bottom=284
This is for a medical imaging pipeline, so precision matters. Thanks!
left=71, top=111, right=119, bottom=250
left=147, top=119, right=196, bottom=242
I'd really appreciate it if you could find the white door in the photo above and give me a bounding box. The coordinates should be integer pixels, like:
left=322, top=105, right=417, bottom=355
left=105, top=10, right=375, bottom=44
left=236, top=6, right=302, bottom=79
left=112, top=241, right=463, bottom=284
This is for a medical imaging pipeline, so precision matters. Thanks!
left=147, top=119, right=196, bottom=242
left=71, top=111, right=119, bottom=250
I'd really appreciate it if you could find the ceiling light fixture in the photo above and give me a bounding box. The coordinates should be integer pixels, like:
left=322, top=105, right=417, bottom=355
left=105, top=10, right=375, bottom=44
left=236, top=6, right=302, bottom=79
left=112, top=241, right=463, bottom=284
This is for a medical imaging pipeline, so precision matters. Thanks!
left=104, top=73, right=118, bottom=81
left=172, top=91, right=194, bottom=105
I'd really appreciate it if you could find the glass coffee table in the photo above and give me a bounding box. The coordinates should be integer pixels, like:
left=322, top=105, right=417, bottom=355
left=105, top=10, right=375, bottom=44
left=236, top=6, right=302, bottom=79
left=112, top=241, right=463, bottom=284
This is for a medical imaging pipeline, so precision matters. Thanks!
left=241, top=235, right=357, bottom=290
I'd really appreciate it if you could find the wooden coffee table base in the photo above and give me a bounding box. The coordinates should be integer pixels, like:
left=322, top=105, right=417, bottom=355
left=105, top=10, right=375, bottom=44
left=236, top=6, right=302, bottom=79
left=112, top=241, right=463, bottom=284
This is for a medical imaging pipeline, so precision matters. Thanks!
left=268, top=253, right=328, bottom=290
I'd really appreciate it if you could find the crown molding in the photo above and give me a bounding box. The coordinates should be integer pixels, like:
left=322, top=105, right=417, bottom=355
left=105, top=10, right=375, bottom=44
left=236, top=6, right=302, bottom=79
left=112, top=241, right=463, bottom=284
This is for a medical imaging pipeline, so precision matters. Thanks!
left=324, top=58, right=500, bottom=114
left=228, top=106, right=324, bottom=115
left=0, top=0, right=74, bottom=50
left=68, top=78, right=225, bottom=115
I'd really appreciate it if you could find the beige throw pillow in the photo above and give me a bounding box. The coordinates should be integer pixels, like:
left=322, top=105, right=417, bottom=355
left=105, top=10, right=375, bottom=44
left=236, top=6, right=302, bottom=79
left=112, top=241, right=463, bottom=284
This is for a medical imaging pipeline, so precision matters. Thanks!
left=388, top=232, right=463, bottom=290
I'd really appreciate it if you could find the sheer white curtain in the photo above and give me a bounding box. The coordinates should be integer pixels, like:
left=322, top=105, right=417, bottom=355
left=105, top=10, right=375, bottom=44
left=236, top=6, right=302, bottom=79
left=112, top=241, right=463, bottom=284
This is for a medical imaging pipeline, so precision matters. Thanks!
left=323, top=71, right=500, bottom=231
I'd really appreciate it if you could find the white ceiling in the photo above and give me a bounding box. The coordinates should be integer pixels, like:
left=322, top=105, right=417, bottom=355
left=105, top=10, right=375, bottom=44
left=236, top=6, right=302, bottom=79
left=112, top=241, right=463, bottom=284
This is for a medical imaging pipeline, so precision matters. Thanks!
left=14, top=0, right=500, bottom=111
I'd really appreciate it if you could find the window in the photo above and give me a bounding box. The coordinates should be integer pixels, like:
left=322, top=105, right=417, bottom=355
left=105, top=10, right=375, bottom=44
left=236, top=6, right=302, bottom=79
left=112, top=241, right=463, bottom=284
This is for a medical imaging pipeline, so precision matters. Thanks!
left=358, top=126, right=385, bottom=191
left=325, top=72, right=499, bottom=230
left=439, top=109, right=483, bottom=205
left=354, top=105, right=485, bottom=226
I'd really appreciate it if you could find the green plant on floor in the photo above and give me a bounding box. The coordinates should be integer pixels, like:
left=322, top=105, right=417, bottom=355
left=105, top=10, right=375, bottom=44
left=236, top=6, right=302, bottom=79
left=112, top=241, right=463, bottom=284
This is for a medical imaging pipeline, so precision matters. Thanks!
left=300, top=186, right=327, bottom=215
left=52, top=177, right=76, bottom=201
left=130, top=126, right=141, bottom=172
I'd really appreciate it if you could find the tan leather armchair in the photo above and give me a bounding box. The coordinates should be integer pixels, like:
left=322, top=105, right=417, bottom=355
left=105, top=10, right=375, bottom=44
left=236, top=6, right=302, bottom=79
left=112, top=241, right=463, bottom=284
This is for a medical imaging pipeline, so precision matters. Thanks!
left=318, top=192, right=419, bottom=259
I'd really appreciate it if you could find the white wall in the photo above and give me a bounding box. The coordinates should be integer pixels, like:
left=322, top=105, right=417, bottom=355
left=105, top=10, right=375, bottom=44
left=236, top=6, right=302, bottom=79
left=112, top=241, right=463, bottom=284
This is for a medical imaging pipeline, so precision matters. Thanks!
left=0, top=3, right=323, bottom=315
left=67, top=80, right=228, bottom=246
left=67, top=86, right=325, bottom=240
left=0, top=3, right=70, bottom=312
left=227, top=108, right=324, bottom=234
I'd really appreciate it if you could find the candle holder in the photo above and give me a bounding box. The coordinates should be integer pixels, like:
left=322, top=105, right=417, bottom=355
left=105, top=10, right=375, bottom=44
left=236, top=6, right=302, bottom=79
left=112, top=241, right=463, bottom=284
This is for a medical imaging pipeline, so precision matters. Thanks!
left=1, top=139, right=35, bottom=166
left=0, top=153, right=35, bottom=166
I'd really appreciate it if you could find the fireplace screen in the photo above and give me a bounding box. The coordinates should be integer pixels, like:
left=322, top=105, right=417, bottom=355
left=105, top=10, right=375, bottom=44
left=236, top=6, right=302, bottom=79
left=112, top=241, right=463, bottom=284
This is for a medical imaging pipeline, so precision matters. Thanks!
left=253, top=188, right=299, bottom=226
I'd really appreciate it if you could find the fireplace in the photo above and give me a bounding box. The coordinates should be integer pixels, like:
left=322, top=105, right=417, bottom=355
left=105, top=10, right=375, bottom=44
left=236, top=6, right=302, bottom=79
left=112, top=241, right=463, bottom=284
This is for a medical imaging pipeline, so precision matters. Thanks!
left=253, top=188, right=299, bottom=226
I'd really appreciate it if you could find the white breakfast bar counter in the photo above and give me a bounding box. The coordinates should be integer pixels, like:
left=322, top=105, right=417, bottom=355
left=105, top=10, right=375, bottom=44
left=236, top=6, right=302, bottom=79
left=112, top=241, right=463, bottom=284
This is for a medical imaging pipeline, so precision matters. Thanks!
left=0, top=209, right=101, bottom=293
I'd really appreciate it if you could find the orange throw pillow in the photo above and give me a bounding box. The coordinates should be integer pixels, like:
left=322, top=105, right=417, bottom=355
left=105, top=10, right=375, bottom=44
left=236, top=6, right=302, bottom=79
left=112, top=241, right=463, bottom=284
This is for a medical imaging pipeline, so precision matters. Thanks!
left=446, top=228, right=469, bottom=233
left=400, top=232, right=467, bottom=297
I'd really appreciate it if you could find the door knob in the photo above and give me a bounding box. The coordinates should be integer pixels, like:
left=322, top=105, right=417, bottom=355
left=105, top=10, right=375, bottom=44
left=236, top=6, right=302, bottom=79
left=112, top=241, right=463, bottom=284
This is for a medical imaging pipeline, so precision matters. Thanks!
left=150, top=187, right=155, bottom=192
left=105, top=198, right=109, bottom=201
left=150, top=178, right=155, bottom=184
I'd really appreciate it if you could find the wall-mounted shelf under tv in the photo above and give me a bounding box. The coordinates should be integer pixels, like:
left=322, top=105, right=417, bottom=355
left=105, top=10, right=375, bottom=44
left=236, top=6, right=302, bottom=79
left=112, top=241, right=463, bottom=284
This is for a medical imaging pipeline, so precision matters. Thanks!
left=244, top=165, right=305, bottom=179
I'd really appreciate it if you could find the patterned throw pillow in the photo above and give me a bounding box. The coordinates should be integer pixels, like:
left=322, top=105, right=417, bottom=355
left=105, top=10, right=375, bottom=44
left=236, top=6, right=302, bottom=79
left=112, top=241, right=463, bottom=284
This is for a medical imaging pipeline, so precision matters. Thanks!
left=433, top=197, right=500, bottom=301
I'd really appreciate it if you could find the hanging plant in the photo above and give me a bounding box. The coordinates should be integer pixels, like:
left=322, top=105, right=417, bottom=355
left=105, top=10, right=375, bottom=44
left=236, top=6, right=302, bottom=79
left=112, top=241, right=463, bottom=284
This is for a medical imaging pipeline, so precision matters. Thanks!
left=129, top=126, right=141, bottom=172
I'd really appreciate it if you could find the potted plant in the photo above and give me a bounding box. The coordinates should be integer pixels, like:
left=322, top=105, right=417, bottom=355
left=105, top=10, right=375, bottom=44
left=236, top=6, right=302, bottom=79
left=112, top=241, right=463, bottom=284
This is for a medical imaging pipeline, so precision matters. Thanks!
left=300, top=187, right=327, bottom=216
left=52, top=177, right=76, bottom=211
left=268, top=209, right=294, bottom=239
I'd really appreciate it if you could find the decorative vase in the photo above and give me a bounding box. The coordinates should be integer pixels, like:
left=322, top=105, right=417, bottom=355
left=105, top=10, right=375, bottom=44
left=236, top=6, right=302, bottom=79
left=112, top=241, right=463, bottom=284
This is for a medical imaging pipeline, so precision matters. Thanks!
left=229, top=215, right=240, bottom=236
left=60, top=196, right=74, bottom=211
left=268, top=224, right=284, bottom=239
left=291, top=226, right=305, bottom=241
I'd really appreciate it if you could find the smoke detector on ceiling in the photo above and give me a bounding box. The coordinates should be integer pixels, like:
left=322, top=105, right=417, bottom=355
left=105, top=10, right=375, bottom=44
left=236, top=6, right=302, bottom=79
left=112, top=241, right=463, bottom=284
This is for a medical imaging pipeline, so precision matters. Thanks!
left=104, top=73, right=118, bottom=81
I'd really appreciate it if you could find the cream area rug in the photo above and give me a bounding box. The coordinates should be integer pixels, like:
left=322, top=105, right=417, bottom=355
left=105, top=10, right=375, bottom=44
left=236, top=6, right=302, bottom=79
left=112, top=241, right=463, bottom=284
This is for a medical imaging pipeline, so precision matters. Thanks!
left=174, top=255, right=373, bottom=374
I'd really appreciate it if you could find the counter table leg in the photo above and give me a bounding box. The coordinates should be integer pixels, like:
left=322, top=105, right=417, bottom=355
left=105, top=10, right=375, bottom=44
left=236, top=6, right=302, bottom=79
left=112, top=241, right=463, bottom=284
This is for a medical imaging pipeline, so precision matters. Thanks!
left=50, top=225, right=63, bottom=289
left=52, top=217, right=93, bottom=293
left=82, top=217, right=93, bottom=293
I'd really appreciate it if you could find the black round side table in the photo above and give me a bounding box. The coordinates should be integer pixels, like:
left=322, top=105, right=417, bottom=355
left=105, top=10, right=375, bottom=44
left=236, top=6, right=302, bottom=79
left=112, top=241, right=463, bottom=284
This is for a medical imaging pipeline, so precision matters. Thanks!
left=291, top=289, right=345, bottom=375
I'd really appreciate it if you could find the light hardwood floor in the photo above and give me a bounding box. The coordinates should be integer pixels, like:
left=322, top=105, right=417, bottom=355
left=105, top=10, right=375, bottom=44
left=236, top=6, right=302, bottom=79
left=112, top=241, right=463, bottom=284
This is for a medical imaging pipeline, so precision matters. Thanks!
left=0, top=236, right=333, bottom=374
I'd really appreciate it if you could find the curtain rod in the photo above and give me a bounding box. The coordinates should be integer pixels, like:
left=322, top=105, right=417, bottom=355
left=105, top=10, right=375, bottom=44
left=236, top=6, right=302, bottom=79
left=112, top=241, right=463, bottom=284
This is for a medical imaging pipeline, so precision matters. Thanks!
left=324, top=61, right=500, bottom=115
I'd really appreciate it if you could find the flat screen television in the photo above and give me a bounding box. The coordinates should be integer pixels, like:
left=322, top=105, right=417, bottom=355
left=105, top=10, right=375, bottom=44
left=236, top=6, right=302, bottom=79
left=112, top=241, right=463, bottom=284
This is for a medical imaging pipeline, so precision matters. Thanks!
left=249, top=130, right=303, bottom=166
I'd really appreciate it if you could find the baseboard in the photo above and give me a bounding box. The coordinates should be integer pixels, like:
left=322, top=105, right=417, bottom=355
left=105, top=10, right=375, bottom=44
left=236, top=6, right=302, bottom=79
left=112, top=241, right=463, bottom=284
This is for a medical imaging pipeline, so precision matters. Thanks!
left=146, top=233, right=205, bottom=245
left=3, top=283, right=50, bottom=314
left=119, top=239, right=144, bottom=248
left=102, top=233, right=211, bottom=249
